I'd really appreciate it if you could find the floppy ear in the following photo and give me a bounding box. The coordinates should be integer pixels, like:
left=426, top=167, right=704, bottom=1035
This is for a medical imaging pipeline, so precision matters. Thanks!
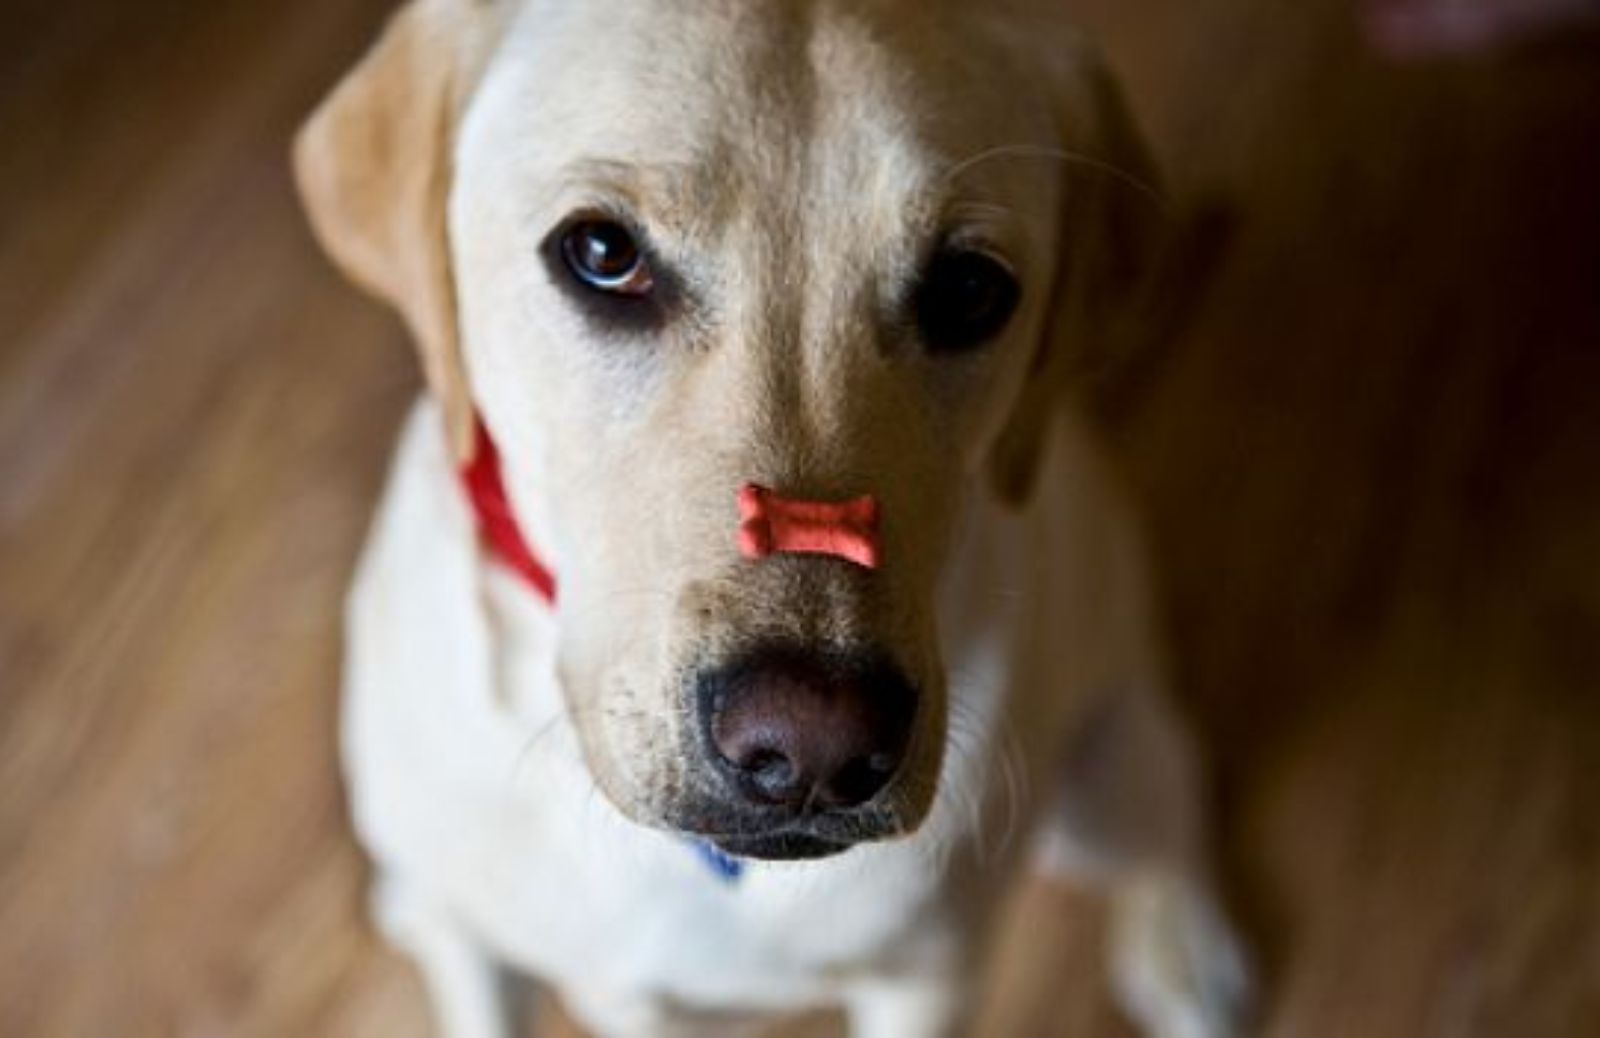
left=293, top=0, right=501, bottom=460
left=988, top=43, right=1166, bottom=504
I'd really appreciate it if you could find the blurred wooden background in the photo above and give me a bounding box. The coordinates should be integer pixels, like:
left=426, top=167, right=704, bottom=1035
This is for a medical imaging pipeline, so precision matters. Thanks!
left=1, top=0, right=1597, bottom=1035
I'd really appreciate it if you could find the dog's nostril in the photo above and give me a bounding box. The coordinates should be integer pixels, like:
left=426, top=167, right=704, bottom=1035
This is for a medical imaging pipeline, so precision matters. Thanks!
left=745, top=748, right=806, bottom=806
left=701, top=647, right=917, bottom=812
left=821, top=755, right=896, bottom=808
left=744, top=748, right=788, bottom=776
left=712, top=722, right=808, bottom=807
left=740, top=748, right=799, bottom=803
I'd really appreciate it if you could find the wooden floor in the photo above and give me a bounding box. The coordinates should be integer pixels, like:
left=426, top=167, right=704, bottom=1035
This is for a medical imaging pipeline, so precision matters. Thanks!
left=2, top=1, right=1597, bottom=1035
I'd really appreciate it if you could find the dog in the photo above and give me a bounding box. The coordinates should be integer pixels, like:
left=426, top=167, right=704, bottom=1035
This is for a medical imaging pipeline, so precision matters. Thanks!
left=294, top=1, right=1251, bottom=1035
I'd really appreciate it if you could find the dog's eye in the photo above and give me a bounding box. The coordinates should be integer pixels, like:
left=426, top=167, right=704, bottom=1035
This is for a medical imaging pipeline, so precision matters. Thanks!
left=914, top=249, right=1021, bottom=354
left=560, top=218, right=654, bottom=296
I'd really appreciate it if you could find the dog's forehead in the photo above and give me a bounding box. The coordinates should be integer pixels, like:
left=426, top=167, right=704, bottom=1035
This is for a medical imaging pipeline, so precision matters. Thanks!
left=467, top=0, right=1056, bottom=241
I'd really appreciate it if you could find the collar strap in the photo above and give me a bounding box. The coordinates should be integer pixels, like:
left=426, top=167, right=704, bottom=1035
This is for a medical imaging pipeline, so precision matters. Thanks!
left=691, top=839, right=746, bottom=883
left=460, top=418, right=558, bottom=604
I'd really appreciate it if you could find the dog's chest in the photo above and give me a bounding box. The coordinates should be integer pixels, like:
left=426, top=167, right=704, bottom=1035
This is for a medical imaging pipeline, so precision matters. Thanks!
left=460, top=803, right=954, bottom=1008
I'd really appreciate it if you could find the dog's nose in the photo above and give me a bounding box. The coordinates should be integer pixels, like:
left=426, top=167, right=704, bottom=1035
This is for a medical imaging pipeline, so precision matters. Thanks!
left=701, top=649, right=917, bottom=811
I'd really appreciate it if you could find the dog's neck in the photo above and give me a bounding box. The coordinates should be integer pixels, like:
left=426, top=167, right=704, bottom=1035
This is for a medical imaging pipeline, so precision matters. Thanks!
left=461, top=417, right=558, bottom=604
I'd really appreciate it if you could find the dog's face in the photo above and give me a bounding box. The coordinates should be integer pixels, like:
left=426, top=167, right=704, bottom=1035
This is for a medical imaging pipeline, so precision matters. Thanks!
left=297, top=0, right=1156, bottom=859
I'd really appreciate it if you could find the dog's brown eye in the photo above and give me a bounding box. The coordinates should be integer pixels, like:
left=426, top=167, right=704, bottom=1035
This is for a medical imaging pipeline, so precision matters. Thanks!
left=561, top=218, right=654, bottom=296
left=915, top=249, right=1021, bottom=354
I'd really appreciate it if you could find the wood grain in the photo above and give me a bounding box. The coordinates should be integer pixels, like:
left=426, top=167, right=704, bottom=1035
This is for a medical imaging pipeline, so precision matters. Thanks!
left=1, top=1, right=1596, bottom=1035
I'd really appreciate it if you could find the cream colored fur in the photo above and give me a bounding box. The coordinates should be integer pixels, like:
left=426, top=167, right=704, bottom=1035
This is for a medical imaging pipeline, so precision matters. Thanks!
left=297, top=1, right=1252, bottom=1035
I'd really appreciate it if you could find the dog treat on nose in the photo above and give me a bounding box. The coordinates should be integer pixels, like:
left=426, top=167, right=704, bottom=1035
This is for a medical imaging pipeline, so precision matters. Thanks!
left=737, top=484, right=881, bottom=570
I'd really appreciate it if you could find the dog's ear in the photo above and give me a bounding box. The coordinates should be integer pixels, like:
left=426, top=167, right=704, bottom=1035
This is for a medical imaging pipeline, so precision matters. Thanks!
left=293, top=0, right=501, bottom=460
left=987, top=41, right=1165, bottom=504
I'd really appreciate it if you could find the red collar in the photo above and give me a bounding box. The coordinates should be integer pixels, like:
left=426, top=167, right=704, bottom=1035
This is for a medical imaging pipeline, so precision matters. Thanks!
left=460, top=418, right=558, bottom=605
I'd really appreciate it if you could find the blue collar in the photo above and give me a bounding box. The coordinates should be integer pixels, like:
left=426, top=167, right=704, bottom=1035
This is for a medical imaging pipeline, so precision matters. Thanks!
left=691, top=839, right=745, bottom=883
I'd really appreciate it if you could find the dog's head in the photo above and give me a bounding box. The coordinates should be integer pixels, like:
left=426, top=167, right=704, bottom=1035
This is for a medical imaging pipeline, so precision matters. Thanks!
left=296, top=0, right=1159, bottom=860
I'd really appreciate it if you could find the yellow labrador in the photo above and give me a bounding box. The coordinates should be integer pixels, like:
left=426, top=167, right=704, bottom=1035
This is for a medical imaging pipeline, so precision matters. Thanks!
left=295, top=1, right=1250, bottom=1035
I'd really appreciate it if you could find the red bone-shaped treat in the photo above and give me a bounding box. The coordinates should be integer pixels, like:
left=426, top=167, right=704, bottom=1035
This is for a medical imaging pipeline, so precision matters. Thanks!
left=737, top=484, right=882, bottom=570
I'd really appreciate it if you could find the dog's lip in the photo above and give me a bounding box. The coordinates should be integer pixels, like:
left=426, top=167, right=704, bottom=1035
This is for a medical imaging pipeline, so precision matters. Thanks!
left=672, top=803, right=902, bottom=860
left=705, top=831, right=852, bottom=861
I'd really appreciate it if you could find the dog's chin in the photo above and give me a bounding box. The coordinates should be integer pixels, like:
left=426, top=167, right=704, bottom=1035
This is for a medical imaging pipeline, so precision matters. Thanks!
left=707, top=831, right=854, bottom=861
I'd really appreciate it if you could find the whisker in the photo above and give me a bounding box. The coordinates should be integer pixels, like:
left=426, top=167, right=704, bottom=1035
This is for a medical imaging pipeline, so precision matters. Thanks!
left=941, top=142, right=1170, bottom=217
left=989, top=708, right=1029, bottom=867
left=507, top=701, right=653, bottom=787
